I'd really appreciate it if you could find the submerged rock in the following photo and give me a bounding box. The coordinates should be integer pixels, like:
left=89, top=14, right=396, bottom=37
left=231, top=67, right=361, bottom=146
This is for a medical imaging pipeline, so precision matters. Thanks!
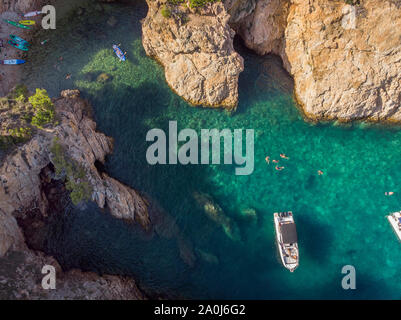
left=96, top=73, right=112, bottom=84
left=240, top=207, right=257, bottom=221
left=196, top=248, right=219, bottom=265
left=193, top=191, right=241, bottom=241
left=107, top=15, right=118, bottom=27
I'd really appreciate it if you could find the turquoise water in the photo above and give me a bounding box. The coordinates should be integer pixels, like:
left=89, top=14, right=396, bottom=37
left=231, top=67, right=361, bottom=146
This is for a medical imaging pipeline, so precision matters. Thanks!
left=21, top=0, right=401, bottom=299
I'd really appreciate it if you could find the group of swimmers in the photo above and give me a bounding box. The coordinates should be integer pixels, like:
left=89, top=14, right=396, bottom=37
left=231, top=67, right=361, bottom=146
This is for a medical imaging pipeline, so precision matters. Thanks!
left=265, top=153, right=324, bottom=176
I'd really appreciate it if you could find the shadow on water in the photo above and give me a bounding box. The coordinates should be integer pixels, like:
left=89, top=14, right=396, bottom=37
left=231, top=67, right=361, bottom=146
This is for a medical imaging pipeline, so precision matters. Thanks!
left=296, top=210, right=334, bottom=263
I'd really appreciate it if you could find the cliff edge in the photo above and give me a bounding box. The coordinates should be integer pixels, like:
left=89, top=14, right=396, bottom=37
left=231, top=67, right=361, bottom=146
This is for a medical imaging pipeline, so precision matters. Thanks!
left=143, top=0, right=401, bottom=121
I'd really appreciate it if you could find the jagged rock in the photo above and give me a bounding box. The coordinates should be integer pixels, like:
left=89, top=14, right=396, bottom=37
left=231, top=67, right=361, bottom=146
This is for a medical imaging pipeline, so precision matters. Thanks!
left=96, top=73, right=112, bottom=83
left=142, top=0, right=244, bottom=110
left=0, top=89, right=148, bottom=299
left=0, top=90, right=151, bottom=259
left=0, top=250, right=145, bottom=300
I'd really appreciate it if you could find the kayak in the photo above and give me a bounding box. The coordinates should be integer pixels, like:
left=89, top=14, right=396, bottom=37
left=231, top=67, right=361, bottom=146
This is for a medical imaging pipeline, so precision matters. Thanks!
left=3, top=19, right=32, bottom=30
left=23, top=11, right=42, bottom=17
left=8, top=39, right=29, bottom=51
left=0, top=59, right=26, bottom=65
left=112, top=44, right=126, bottom=61
left=19, top=20, right=35, bottom=26
left=10, top=35, right=31, bottom=47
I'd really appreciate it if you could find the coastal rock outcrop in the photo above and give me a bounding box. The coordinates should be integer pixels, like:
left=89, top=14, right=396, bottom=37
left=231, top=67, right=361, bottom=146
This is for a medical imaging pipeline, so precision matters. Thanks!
left=0, top=90, right=150, bottom=231
left=142, top=0, right=244, bottom=110
left=53, top=91, right=150, bottom=228
left=142, top=0, right=401, bottom=121
left=0, top=89, right=148, bottom=299
left=0, top=249, right=145, bottom=299
left=229, top=0, right=401, bottom=121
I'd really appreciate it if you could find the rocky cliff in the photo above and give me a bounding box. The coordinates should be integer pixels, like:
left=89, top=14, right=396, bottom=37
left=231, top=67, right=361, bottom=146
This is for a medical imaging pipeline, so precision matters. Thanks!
left=233, top=0, right=401, bottom=121
left=0, top=89, right=149, bottom=299
left=142, top=0, right=244, bottom=110
left=143, top=0, right=401, bottom=121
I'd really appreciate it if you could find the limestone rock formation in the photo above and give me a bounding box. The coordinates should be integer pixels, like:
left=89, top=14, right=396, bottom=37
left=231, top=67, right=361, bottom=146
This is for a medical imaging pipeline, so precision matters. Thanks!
left=142, top=0, right=401, bottom=121
left=0, top=90, right=150, bottom=259
left=142, top=0, right=244, bottom=110
left=0, top=89, right=149, bottom=299
left=229, top=0, right=401, bottom=121
left=0, top=249, right=145, bottom=299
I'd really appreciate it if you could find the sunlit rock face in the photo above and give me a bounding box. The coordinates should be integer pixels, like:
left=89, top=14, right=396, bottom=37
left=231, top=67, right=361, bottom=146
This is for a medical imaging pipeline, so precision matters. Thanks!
left=143, top=0, right=401, bottom=121
left=229, top=0, right=401, bottom=121
left=142, top=0, right=244, bottom=110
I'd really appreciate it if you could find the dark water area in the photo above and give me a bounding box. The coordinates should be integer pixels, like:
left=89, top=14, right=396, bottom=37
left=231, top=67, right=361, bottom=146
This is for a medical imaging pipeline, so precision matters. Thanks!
left=20, top=0, right=401, bottom=299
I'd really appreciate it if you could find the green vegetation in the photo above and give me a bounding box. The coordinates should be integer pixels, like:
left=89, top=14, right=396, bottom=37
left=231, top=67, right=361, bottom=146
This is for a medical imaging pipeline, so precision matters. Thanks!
left=28, top=89, right=55, bottom=128
left=0, top=85, right=34, bottom=151
left=50, top=137, right=93, bottom=205
left=161, top=5, right=171, bottom=18
left=168, top=0, right=220, bottom=8
left=8, top=127, right=32, bottom=143
left=9, top=84, right=29, bottom=103
left=188, top=0, right=219, bottom=8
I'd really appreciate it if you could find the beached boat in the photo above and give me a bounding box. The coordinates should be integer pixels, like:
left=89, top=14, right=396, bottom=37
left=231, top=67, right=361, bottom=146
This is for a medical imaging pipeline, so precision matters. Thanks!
left=23, top=11, right=42, bottom=18
left=19, top=20, right=36, bottom=26
left=386, top=211, right=401, bottom=242
left=8, top=40, right=28, bottom=51
left=10, top=35, right=31, bottom=47
left=0, top=59, right=26, bottom=65
left=274, top=211, right=299, bottom=272
left=3, top=19, right=32, bottom=30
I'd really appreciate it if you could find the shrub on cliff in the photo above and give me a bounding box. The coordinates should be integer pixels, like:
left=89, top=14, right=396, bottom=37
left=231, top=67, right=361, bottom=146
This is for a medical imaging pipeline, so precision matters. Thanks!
left=188, top=0, right=219, bottom=8
left=168, top=0, right=219, bottom=8
left=50, top=138, right=93, bottom=206
left=29, top=89, right=55, bottom=128
left=161, top=5, right=171, bottom=18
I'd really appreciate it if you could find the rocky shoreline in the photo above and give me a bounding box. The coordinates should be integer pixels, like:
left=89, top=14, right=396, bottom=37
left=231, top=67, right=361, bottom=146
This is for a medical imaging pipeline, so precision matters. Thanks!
left=0, top=89, right=151, bottom=299
left=143, top=0, right=401, bottom=122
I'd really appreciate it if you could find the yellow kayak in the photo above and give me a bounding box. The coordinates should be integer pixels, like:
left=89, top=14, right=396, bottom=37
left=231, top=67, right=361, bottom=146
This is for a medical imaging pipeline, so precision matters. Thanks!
left=18, top=20, right=35, bottom=26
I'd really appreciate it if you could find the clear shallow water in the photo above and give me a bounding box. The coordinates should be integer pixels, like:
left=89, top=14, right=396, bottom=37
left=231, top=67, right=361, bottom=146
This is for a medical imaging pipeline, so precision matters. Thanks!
left=22, top=0, right=401, bottom=299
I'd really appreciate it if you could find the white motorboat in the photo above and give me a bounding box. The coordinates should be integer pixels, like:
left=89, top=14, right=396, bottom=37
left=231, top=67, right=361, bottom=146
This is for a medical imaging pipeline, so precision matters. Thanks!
left=274, top=211, right=299, bottom=272
left=386, top=211, right=401, bottom=242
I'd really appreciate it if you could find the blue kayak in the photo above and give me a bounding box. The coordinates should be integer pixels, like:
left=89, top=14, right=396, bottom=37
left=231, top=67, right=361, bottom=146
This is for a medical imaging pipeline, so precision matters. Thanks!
left=112, top=44, right=126, bottom=61
left=0, top=59, right=26, bottom=65
left=10, top=34, right=31, bottom=47
left=8, top=39, right=28, bottom=51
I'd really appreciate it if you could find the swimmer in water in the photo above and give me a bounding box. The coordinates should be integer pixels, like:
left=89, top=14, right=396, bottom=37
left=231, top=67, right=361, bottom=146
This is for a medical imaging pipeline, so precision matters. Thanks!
left=275, top=166, right=285, bottom=171
left=265, top=156, right=270, bottom=164
left=273, top=159, right=279, bottom=164
left=65, top=74, right=72, bottom=80
left=385, top=192, right=394, bottom=196
left=280, top=154, right=289, bottom=159
left=318, top=170, right=324, bottom=175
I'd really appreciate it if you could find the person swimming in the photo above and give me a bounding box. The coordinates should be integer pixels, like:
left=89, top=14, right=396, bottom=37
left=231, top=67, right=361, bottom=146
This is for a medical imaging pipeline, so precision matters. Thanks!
left=385, top=192, right=394, bottom=196
left=273, top=159, right=279, bottom=164
left=275, top=166, right=285, bottom=171
left=318, top=170, right=324, bottom=175
left=280, top=154, right=289, bottom=159
left=265, top=156, right=270, bottom=164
